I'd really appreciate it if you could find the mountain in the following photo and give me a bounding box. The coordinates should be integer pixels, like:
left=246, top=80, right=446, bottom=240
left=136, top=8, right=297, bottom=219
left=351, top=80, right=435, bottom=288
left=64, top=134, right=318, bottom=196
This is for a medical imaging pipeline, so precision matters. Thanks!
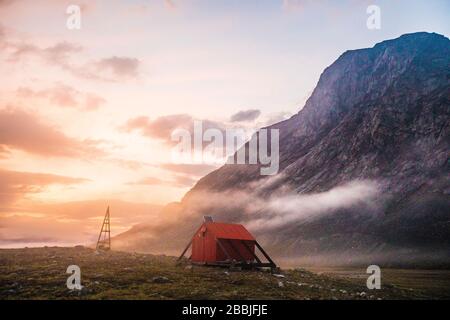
left=114, top=32, right=450, bottom=266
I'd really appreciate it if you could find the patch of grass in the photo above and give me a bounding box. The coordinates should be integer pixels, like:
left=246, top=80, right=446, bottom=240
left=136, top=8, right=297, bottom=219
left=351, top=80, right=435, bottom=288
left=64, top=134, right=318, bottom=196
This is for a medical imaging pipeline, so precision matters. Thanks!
left=0, top=247, right=446, bottom=300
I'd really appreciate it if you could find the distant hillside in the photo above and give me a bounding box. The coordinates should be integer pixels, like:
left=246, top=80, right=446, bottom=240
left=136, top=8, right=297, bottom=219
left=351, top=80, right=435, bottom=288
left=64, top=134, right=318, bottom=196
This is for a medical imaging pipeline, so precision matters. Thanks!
left=114, top=32, right=450, bottom=267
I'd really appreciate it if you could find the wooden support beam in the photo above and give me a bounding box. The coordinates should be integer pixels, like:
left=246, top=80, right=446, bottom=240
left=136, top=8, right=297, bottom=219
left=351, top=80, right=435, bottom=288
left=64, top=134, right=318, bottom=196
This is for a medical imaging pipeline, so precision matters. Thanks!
left=177, top=238, right=193, bottom=262
left=225, top=239, right=247, bottom=263
left=254, top=241, right=276, bottom=267
left=241, top=240, right=261, bottom=264
left=216, top=239, right=232, bottom=261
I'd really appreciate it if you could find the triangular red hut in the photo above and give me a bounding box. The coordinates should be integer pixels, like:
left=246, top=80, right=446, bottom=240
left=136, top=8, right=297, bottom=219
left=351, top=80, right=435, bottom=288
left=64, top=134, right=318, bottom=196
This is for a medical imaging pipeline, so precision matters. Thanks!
left=178, top=217, right=276, bottom=270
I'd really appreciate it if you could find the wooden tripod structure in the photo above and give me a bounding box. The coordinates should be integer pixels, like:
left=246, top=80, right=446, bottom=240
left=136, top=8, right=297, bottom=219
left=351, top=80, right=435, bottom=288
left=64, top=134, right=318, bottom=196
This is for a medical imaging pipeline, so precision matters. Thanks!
left=96, top=206, right=111, bottom=251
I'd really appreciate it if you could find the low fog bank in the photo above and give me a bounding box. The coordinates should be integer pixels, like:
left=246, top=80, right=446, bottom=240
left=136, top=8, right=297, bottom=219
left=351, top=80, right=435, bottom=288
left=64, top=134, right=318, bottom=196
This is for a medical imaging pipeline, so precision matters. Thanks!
left=113, top=177, right=450, bottom=268
left=182, top=178, right=383, bottom=232
left=114, top=179, right=384, bottom=253
left=277, top=249, right=450, bottom=269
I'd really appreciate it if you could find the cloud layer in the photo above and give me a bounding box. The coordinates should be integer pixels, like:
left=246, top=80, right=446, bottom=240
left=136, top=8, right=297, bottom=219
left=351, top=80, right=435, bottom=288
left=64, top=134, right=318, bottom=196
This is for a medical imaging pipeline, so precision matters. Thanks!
left=0, top=168, right=88, bottom=207
left=17, top=84, right=106, bottom=110
left=0, top=26, right=141, bottom=81
left=0, top=108, right=103, bottom=157
left=230, top=109, right=261, bottom=122
left=182, top=179, right=382, bottom=232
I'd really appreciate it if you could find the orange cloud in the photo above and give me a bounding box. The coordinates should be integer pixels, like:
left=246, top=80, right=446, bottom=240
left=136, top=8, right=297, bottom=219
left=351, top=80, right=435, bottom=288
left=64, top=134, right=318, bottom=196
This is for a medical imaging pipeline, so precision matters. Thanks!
left=127, top=174, right=198, bottom=188
left=1, top=26, right=141, bottom=81
left=171, top=174, right=197, bottom=187
left=95, top=56, right=141, bottom=79
left=0, top=168, right=89, bottom=207
left=127, top=177, right=166, bottom=186
left=121, top=114, right=193, bottom=141
left=164, top=0, right=176, bottom=10
left=121, top=114, right=225, bottom=145
left=7, top=40, right=82, bottom=64
left=0, top=0, right=17, bottom=7
left=230, top=109, right=261, bottom=122
left=16, top=84, right=106, bottom=110
left=159, top=163, right=218, bottom=176
left=0, top=108, right=104, bottom=157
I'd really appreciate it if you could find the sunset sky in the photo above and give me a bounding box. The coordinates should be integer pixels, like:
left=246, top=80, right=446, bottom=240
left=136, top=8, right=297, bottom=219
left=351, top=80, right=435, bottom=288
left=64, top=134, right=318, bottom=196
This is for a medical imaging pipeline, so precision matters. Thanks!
left=1, top=0, right=449, bottom=247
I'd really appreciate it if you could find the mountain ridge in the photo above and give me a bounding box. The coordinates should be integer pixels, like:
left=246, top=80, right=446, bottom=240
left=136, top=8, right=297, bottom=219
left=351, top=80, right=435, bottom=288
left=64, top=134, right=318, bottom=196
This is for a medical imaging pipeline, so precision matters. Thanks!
left=114, top=32, right=450, bottom=266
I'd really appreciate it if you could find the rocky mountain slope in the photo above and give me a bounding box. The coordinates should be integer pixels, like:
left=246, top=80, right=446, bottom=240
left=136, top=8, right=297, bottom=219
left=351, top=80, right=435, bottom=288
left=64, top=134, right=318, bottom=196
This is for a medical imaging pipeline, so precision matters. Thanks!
left=114, top=32, right=450, bottom=266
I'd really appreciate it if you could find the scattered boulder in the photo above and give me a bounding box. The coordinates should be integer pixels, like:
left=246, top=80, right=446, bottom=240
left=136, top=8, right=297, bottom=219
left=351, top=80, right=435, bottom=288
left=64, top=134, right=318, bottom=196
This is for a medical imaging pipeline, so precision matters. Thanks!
left=151, top=276, right=171, bottom=284
left=230, top=279, right=244, bottom=285
left=77, top=287, right=90, bottom=296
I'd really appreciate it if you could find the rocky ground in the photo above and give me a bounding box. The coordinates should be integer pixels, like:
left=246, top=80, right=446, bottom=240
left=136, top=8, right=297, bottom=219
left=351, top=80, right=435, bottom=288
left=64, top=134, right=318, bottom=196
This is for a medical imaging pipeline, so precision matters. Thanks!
left=1, top=246, right=447, bottom=300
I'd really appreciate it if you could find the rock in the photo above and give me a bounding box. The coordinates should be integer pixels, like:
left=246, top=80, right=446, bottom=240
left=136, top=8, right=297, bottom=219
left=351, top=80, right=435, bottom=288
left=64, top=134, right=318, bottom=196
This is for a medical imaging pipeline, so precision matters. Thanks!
left=230, top=279, right=244, bottom=285
left=359, top=292, right=366, bottom=297
left=273, top=274, right=285, bottom=278
left=184, top=265, right=193, bottom=270
left=277, top=281, right=284, bottom=288
left=77, top=287, right=89, bottom=296
left=151, top=276, right=171, bottom=284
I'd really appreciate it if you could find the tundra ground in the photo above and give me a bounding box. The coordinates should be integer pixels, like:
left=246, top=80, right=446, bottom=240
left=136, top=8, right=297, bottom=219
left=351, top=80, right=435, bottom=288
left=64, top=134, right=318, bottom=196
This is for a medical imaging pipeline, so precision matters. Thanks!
left=0, top=247, right=448, bottom=300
